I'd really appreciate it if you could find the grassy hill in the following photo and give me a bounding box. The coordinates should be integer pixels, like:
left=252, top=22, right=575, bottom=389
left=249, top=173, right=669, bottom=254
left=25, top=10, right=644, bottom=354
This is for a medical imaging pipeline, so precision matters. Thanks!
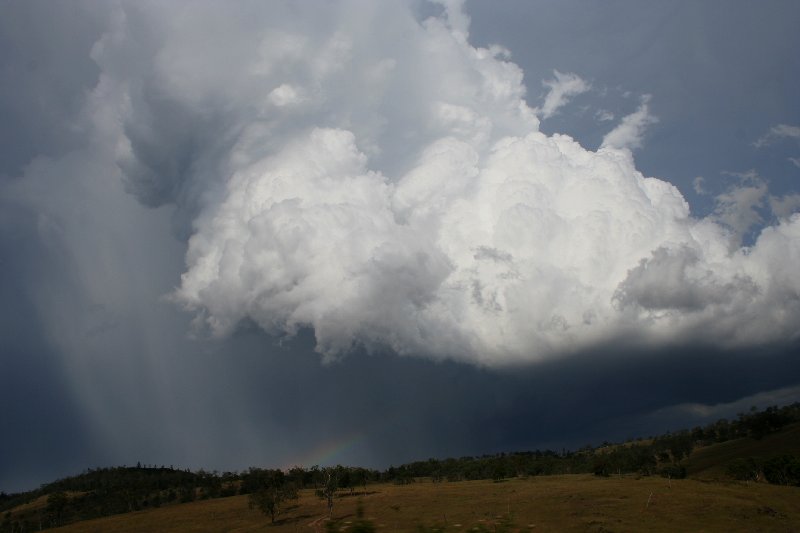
left=39, top=476, right=800, bottom=532
left=685, top=422, right=800, bottom=479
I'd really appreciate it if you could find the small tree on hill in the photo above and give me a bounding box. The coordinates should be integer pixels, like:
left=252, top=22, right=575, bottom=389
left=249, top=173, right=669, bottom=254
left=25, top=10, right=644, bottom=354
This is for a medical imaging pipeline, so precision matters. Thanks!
left=248, top=470, right=299, bottom=524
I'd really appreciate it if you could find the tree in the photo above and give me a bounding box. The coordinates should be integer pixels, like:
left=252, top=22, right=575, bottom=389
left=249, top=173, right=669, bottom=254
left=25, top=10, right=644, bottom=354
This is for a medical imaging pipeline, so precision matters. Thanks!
left=248, top=470, right=298, bottom=524
left=351, top=467, right=370, bottom=494
left=46, top=491, right=69, bottom=528
left=315, top=467, right=338, bottom=518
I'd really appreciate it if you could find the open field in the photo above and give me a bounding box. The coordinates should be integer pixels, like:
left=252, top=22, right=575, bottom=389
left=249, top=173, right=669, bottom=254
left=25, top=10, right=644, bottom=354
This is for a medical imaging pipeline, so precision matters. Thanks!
left=49, top=475, right=800, bottom=532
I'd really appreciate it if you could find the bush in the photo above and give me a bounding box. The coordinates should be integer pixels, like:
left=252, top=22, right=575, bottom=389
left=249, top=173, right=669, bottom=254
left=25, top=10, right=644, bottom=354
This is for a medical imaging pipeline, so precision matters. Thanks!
left=726, top=457, right=760, bottom=482
left=658, top=464, right=686, bottom=479
left=762, top=455, right=800, bottom=486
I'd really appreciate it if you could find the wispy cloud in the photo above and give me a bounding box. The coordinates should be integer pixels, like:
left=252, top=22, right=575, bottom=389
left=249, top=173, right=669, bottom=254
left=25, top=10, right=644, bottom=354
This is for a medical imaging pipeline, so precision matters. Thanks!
left=595, top=109, right=615, bottom=122
left=600, top=95, right=658, bottom=151
left=537, top=70, right=590, bottom=120
left=770, top=193, right=800, bottom=220
left=712, top=171, right=768, bottom=244
left=754, top=123, right=800, bottom=148
left=693, top=176, right=708, bottom=195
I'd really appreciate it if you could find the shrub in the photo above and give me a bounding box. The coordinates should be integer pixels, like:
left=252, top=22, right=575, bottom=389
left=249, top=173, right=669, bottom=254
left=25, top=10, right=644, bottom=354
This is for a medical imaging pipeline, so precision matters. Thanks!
left=762, top=455, right=800, bottom=486
left=658, top=464, right=686, bottom=479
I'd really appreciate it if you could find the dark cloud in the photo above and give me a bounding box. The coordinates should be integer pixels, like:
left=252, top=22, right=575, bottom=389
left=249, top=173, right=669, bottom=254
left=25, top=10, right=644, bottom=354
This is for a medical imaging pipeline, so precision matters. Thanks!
left=0, top=207, right=97, bottom=490
left=0, top=1, right=105, bottom=176
left=614, top=246, right=757, bottom=312
left=4, top=316, right=798, bottom=492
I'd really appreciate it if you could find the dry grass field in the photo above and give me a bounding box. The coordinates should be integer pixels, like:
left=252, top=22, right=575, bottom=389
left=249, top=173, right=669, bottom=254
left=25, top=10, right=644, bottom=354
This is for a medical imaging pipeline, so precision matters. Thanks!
left=49, top=474, right=800, bottom=532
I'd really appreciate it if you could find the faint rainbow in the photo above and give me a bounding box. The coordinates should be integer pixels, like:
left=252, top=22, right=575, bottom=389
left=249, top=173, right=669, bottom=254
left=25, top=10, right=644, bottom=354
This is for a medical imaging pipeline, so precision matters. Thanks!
left=285, top=430, right=369, bottom=469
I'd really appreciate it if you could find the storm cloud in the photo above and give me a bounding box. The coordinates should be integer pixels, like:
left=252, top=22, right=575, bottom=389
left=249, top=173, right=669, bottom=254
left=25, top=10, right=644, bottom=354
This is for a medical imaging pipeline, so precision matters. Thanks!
left=72, top=0, right=800, bottom=364
left=2, top=0, right=800, bottom=494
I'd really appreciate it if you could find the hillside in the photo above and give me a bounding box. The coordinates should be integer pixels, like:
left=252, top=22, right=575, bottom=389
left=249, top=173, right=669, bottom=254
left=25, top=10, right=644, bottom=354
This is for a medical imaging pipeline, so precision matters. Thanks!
left=40, top=476, right=800, bottom=532
left=686, top=422, right=800, bottom=479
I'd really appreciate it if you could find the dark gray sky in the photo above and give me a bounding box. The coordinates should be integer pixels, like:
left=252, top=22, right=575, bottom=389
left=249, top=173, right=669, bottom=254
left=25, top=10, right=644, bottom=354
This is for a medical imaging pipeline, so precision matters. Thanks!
left=1, top=0, right=799, bottom=493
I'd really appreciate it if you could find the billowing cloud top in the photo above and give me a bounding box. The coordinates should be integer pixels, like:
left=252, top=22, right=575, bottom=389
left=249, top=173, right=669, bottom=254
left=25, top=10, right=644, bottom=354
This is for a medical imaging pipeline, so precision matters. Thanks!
left=85, top=1, right=799, bottom=365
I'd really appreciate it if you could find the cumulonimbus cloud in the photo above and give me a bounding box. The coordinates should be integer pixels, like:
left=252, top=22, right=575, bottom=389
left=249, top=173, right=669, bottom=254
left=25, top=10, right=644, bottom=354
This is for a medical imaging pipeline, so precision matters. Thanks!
left=85, top=1, right=799, bottom=365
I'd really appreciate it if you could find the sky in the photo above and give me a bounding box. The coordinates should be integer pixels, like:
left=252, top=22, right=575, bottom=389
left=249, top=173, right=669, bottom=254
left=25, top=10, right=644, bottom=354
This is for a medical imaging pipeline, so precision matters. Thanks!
left=1, top=0, right=799, bottom=493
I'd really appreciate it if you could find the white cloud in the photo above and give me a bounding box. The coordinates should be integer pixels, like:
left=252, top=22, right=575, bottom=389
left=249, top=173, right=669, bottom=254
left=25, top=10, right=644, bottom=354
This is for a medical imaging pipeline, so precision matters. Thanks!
left=772, top=124, right=800, bottom=139
left=754, top=123, right=800, bottom=148
left=435, top=0, right=471, bottom=43
left=770, top=193, right=800, bottom=220
left=268, top=84, right=305, bottom=107
left=60, top=1, right=800, bottom=366
left=712, top=172, right=768, bottom=244
left=693, top=176, right=707, bottom=195
left=538, top=70, right=590, bottom=120
left=755, top=124, right=800, bottom=171
left=600, top=95, right=658, bottom=151
left=595, top=109, right=615, bottom=122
